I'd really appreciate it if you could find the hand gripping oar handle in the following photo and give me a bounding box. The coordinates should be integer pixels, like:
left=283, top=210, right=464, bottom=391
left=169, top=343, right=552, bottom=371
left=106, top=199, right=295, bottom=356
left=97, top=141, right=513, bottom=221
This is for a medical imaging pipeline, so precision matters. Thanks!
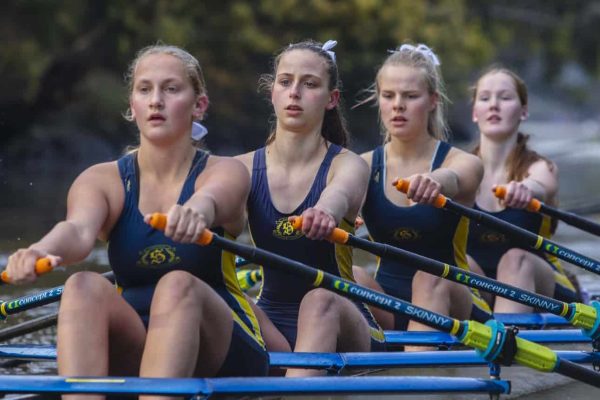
left=394, top=179, right=448, bottom=208
left=289, top=215, right=600, bottom=339
left=495, top=185, right=600, bottom=237
left=288, top=217, right=350, bottom=244
left=148, top=214, right=600, bottom=387
left=0, top=258, right=53, bottom=284
left=493, top=186, right=542, bottom=212
left=148, top=213, right=214, bottom=245
left=395, top=179, right=600, bottom=276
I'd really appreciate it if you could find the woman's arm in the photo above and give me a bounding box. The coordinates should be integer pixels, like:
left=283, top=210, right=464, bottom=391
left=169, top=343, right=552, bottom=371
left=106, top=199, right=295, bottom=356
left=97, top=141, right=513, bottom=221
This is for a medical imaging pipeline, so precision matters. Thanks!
left=150, top=156, right=251, bottom=242
left=6, top=163, right=119, bottom=283
left=501, top=159, right=558, bottom=208
left=404, top=149, right=483, bottom=207
left=299, top=150, right=369, bottom=239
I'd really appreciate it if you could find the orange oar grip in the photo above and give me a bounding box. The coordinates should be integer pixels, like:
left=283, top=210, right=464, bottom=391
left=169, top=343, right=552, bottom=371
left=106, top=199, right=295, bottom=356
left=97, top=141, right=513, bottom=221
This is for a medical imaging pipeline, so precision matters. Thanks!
left=493, top=185, right=508, bottom=200
left=147, top=212, right=213, bottom=246
left=289, top=216, right=349, bottom=244
left=527, top=199, right=542, bottom=213
left=493, top=186, right=542, bottom=212
left=394, top=179, right=447, bottom=208
left=1, top=258, right=54, bottom=284
left=393, top=179, right=410, bottom=194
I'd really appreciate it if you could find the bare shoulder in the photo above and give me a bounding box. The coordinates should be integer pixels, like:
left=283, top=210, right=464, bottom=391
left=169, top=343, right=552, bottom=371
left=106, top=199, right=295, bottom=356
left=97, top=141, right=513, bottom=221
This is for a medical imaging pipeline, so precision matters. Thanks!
left=72, top=161, right=121, bottom=190
left=444, top=147, right=483, bottom=173
left=233, top=150, right=256, bottom=173
left=528, top=157, right=558, bottom=177
left=332, top=147, right=368, bottom=172
left=204, top=155, right=250, bottom=184
left=360, top=150, right=374, bottom=169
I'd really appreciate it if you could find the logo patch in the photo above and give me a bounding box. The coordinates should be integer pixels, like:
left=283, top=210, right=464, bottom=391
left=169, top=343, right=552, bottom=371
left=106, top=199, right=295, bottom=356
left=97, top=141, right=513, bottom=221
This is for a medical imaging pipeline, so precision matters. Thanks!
left=481, top=231, right=507, bottom=243
left=137, top=245, right=181, bottom=268
left=272, top=217, right=304, bottom=240
left=393, top=228, right=420, bottom=241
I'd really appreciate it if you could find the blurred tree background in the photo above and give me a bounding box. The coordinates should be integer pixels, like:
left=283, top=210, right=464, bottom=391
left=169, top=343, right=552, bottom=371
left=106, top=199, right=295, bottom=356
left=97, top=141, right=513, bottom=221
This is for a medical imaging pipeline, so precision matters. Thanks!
left=1, top=0, right=600, bottom=173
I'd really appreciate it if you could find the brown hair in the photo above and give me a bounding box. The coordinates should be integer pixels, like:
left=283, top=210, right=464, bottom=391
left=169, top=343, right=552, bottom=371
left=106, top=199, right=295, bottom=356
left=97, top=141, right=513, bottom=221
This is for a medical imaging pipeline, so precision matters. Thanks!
left=355, top=43, right=449, bottom=142
left=259, top=40, right=349, bottom=147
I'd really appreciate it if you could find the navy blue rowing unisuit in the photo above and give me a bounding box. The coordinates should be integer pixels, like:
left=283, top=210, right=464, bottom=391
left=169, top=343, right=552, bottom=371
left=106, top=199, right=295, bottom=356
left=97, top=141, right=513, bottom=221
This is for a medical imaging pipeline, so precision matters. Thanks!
left=107, top=150, right=268, bottom=376
left=362, top=142, right=492, bottom=331
left=468, top=204, right=577, bottom=302
left=247, top=144, right=385, bottom=350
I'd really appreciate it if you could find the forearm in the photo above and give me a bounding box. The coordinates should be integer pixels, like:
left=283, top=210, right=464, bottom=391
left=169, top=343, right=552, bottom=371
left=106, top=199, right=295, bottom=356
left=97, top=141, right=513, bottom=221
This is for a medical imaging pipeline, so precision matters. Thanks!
left=429, top=168, right=459, bottom=197
left=184, top=193, right=218, bottom=227
left=315, top=188, right=353, bottom=224
left=30, top=221, right=97, bottom=265
left=521, top=177, right=551, bottom=201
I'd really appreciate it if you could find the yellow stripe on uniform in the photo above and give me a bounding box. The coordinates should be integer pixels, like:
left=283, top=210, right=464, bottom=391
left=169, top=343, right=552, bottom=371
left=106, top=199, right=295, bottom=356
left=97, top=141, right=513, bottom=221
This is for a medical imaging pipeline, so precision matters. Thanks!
left=221, top=232, right=265, bottom=348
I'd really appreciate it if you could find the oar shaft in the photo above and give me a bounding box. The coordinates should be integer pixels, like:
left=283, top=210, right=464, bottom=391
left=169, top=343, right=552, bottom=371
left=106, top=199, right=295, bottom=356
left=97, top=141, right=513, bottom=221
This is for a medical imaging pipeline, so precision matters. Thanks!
left=444, top=199, right=600, bottom=276
left=396, top=179, right=600, bottom=275
left=494, top=185, right=600, bottom=237
left=539, top=203, right=600, bottom=237
left=209, top=234, right=463, bottom=336
left=344, top=234, right=569, bottom=317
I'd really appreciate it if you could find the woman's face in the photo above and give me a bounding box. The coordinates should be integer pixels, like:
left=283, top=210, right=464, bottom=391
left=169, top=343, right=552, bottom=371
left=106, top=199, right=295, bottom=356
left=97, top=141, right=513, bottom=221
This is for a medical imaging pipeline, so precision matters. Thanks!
left=130, top=53, right=207, bottom=144
left=271, top=49, right=339, bottom=134
left=472, top=71, right=527, bottom=140
left=377, top=64, right=437, bottom=141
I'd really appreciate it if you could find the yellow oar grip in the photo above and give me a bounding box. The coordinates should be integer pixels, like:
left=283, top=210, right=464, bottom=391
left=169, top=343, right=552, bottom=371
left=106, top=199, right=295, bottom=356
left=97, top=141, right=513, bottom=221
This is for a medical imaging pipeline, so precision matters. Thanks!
left=147, top=213, right=213, bottom=246
left=393, top=179, right=447, bottom=208
left=570, top=302, right=598, bottom=330
left=493, top=186, right=542, bottom=212
left=459, top=320, right=493, bottom=351
left=289, top=216, right=349, bottom=244
left=1, top=258, right=54, bottom=284
left=514, top=336, right=557, bottom=372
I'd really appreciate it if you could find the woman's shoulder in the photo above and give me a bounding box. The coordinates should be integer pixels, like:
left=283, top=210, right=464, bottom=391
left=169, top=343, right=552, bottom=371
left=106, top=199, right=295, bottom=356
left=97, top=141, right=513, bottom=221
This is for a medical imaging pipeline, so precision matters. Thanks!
left=233, top=150, right=257, bottom=172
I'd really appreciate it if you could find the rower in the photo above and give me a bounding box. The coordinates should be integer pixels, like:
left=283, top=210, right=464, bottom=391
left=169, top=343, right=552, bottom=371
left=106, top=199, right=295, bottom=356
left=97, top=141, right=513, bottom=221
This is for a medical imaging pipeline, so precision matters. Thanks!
left=353, top=44, right=492, bottom=345
left=4, top=44, right=268, bottom=400
left=467, top=67, right=578, bottom=312
left=236, top=39, right=385, bottom=376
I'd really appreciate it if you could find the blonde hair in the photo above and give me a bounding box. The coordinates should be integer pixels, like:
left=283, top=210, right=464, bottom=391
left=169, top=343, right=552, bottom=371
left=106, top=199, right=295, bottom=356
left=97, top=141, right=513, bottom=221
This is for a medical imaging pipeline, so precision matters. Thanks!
left=356, top=44, right=449, bottom=142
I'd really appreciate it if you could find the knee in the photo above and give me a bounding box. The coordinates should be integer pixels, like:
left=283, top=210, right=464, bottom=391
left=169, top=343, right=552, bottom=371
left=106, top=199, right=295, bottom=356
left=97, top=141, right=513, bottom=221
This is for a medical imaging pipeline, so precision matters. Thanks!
left=299, top=288, right=339, bottom=319
left=152, top=270, right=205, bottom=309
left=62, top=271, right=111, bottom=303
left=498, top=248, right=529, bottom=274
left=412, top=271, right=448, bottom=298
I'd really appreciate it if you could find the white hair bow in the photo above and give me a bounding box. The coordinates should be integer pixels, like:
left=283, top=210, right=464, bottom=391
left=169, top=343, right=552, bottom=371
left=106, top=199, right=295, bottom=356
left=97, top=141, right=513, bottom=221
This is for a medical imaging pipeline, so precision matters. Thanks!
left=322, top=40, right=337, bottom=63
left=191, top=121, right=208, bottom=141
left=391, top=44, right=441, bottom=66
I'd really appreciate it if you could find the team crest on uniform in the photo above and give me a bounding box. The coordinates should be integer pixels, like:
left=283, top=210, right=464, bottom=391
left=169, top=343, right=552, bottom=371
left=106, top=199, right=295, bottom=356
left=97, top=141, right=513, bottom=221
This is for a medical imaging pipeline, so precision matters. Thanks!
left=272, top=217, right=304, bottom=240
left=393, top=227, right=420, bottom=241
left=481, top=231, right=507, bottom=243
left=137, top=245, right=181, bottom=268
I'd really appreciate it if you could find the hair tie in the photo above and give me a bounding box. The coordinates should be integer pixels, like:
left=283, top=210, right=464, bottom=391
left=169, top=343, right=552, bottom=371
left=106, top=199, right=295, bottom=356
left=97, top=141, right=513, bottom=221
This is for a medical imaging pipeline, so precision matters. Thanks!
left=389, top=43, right=441, bottom=66
left=322, top=40, right=337, bottom=63
left=191, top=121, right=208, bottom=141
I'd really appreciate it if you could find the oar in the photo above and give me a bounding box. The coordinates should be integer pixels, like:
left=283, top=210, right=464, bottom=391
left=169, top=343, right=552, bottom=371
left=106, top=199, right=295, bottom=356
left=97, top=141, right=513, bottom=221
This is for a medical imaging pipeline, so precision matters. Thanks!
left=0, top=259, right=53, bottom=285
left=148, top=213, right=600, bottom=388
left=395, top=179, right=600, bottom=276
left=0, top=271, right=115, bottom=321
left=494, top=185, right=600, bottom=237
left=288, top=217, right=600, bottom=340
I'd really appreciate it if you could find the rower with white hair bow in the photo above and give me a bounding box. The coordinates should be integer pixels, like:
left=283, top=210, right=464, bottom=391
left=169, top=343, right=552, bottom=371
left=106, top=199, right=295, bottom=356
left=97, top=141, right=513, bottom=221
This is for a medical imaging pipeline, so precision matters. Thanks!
left=352, top=43, right=493, bottom=349
left=236, top=39, right=385, bottom=377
